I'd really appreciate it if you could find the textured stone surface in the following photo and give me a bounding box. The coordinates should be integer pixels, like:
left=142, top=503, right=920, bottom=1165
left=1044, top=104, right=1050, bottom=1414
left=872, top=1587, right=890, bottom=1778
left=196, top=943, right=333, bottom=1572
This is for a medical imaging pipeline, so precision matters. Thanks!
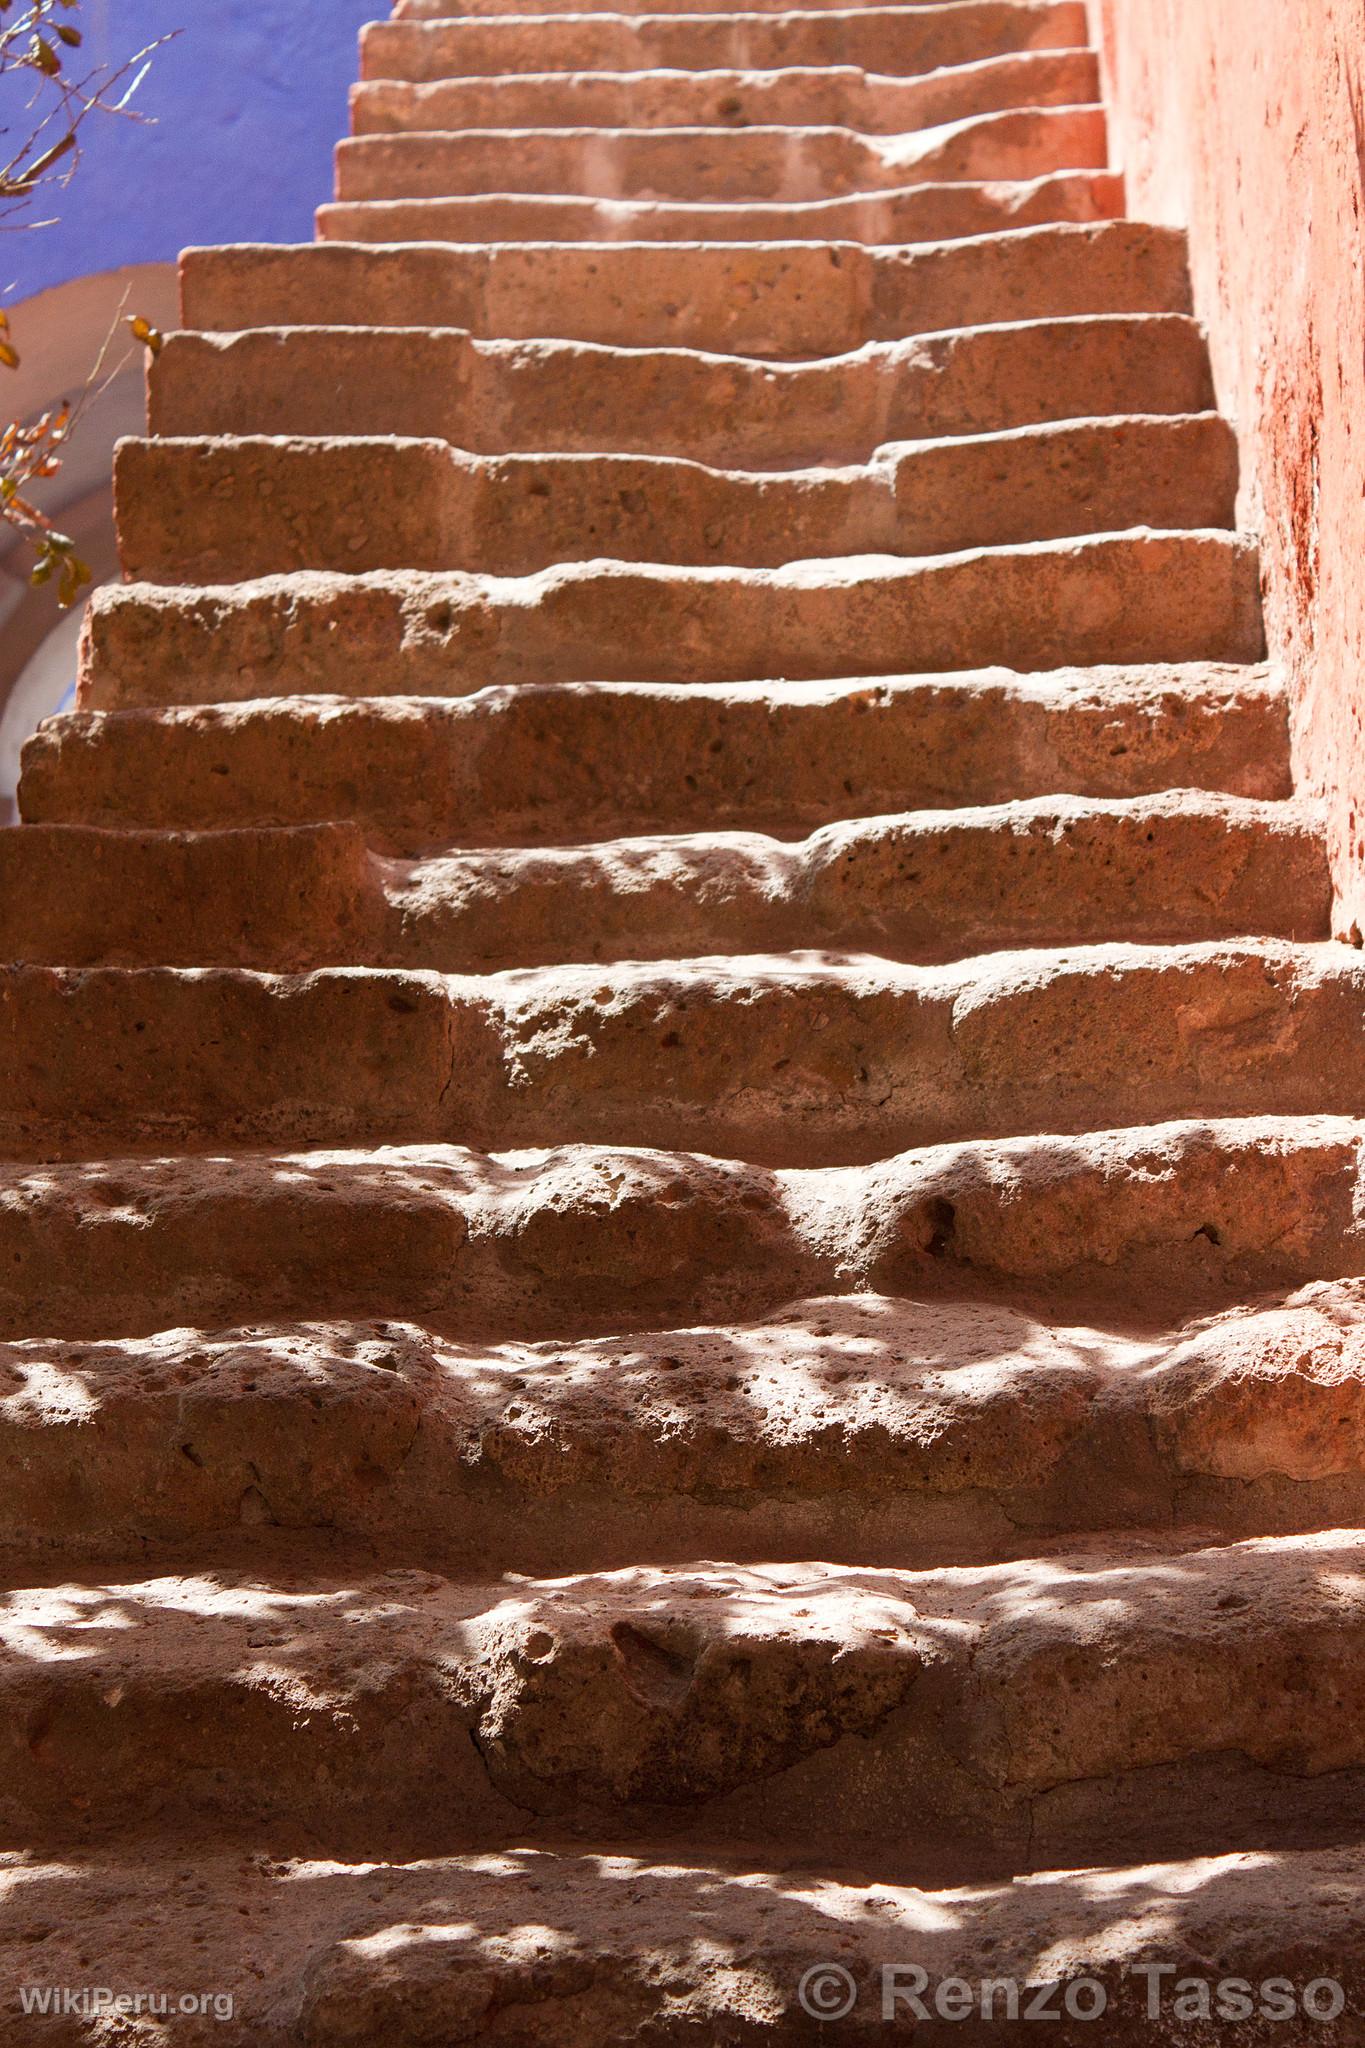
left=361, top=6, right=1091, bottom=83
left=182, top=223, right=1192, bottom=353
left=116, top=416, right=1235, bottom=580
left=6, top=1285, right=1365, bottom=1567
left=5, top=1842, right=1365, bottom=2045
left=5, top=941, right=1365, bottom=1160
left=149, top=314, right=1215, bottom=463
left=21, top=666, right=1295, bottom=844
left=319, top=165, right=1124, bottom=243
left=332, top=106, right=1108, bottom=204
left=0, top=795, right=1328, bottom=969
left=4, top=0, right=1362, bottom=2024
left=2, top=1118, right=1364, bottom=1342
left=350, top=48, right=1101, bottom=134
left=80, top=534, right=1264, bottom=708
left=1096, top=0, right=1365, bottom=945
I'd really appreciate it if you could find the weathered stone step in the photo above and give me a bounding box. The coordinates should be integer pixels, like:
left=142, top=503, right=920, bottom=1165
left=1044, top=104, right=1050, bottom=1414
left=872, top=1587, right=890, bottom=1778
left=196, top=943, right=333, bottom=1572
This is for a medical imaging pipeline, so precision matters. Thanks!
left=4, top=1533, right=1365, bottom=1864
left=183, top=226, right=1190, bottom=361
left=362, top=5, right=1089, bottom=84
left=117, top=418, right=1234, bottom=582
left=81, top=535, right=1263, bottom=710
left=334, top=107, right=1106, bottom=206
left=351, top=49, right=1101, bottom=135
left=21, top=667, right=1291, bottom=847
left=8, top=1283, right=1365, bottom=1568
left=2, top=1115, right=1361, bottom=1340
left=321, top=165, right=1122, bottom=242
left=1, top=943, right=1359, bottom=1162
left=14, top=1839, right=1360, bottom=2043
left=149, top=316, right=1214, bottom=468
left=0, top=798, right=1325, bottom=973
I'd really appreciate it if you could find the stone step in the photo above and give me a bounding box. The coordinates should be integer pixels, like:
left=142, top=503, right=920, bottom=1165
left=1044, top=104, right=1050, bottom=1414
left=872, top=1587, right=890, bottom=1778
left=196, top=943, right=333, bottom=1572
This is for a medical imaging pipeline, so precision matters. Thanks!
left=11, top=1840, right=1359, bottom=2042
left=0, top=797, right=1326, bottom=973
left=320, top=165, right=1123, bottom=242
left=80, top=534, right=1264, bottom=711
left=149, top=315, right=1214, bottom=468
left=350, top=50, right=1101, bottom=134
left=333, top=107, right=1107, bottom=206
left=7, top=1282, right=1365, bottom=1568
left=182, top=226, right=1191, bottom=363
left=3, top=1115, right=1361, bottom=1340
left=20, top=667, right=1292, bottom=847
left=361, top=5, right=1090, bottom=84
left=116, top=417, right=1235, bottom=582
left=4, top=1532, right=1365, bottom=1864
left=2, top=943, right=1360, bottom=1163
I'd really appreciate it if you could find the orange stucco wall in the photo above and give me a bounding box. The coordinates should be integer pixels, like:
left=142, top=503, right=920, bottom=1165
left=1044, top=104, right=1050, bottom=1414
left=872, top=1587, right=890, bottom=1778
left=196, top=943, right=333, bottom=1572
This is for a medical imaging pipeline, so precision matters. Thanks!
left=1093, top=0, right=1365, bottom=935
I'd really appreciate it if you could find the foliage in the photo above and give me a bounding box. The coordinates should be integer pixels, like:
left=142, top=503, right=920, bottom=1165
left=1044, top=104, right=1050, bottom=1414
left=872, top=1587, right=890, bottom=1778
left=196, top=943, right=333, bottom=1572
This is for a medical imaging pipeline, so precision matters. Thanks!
left=0, top=1, right=167, bottom=602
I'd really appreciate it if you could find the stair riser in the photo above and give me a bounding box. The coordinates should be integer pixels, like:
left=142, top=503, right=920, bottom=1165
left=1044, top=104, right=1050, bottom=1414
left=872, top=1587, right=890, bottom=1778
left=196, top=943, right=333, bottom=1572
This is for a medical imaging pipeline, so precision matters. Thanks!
left=350, top=50, right=1102, bottom=135
left=183, top=227, right=1192, bottom=360
left=8, top=1292, right=1365, bottom=1568
left=362, top=6, right=1091, bottom=84
left=80, top=536, right=1265, bottom=711
left=149, top=318, right=1215, bottom=468
left=334, top=109, right=1107, bottom=206
left=5, top=1542, right=1365, bottom=1862
left=320, top=167, right=1124, bottom=242
left=116, top=419, right=1236, bottom=582
left=2, top=950, right=1360, bottom=1163
left=1, top=804, right=1326, bottom=972
left=19, top=672, right=1294, bottom=846
left=0, top=1118, right=1361, bottom=1341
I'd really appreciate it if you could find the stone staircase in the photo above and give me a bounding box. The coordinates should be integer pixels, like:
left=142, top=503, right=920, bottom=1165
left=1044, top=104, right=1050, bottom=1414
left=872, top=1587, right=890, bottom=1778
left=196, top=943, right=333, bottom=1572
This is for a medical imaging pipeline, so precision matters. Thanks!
left=4, top=0, right=1365, bottom=2038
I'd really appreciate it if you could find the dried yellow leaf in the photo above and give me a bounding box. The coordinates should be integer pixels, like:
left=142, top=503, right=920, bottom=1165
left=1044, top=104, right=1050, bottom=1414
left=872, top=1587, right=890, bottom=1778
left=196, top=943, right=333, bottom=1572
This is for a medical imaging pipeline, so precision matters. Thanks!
left=127, top=314, right=163, bottom=355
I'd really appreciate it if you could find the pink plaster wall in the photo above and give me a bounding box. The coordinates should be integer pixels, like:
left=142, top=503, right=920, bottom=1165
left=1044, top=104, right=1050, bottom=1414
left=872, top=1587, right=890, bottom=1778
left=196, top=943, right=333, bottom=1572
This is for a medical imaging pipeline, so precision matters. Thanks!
left=1092, top=0, right=1365, bottom=935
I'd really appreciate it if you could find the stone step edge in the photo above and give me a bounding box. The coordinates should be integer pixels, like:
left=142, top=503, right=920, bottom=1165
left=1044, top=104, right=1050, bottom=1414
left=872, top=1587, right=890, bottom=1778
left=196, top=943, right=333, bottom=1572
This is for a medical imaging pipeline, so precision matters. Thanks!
left=79, top=531, right=1267, bottom=706
left=329, top=103, right=1106, bottom=200
left=113, top=416, right=1236, bottom=580
left=3, top=1529, right=1365, bottom=1857
left=0, top=795, right=1331, bottom=974
left=316, top=166, right=1125, bottom=241
left=6, top=1839, right=1358, bottom=2044
left=3, top=940, right=1360, bottom=1162
left=6, top=1281, right=1365, bottom=1566
left=19, top=665, right=1295, bottom=838
left=349, top=49, right=1103, bottom=141
left=2, top=1114, right=1364, bottom=1340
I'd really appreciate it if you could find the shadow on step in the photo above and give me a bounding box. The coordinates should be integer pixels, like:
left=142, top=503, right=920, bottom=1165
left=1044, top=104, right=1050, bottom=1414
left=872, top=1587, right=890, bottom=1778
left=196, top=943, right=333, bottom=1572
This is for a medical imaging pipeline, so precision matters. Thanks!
left=5, top=1835, right=1364, bottom=2042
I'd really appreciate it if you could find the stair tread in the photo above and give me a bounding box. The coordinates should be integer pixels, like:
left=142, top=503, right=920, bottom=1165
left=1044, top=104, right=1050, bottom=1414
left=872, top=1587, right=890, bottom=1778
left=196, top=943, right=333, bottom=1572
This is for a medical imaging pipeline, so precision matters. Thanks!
left=148, top=312, right=1215, bottom=466
left=320, top=165, right=1123, bottom=240
left=2, top=1115, right=1363, bottom=1341
left=5, top=1839, right=1362, bottom=2042
left=361, top=4, right=1091, bottom=86
left=0, top=797, right=1331, bottom=972
left=350, top=49, right=1102, bottom=134
left=331, top=105, right=1108, bottom=204
left=3, top=1529, right=1365, bottom=1863
left=2, top=939, right=1360, bottom=1162
left=176, top=229, right=1194, bottom=357
left=81, top=532, right=1264, bottom=708
left=21, top=665, right=1293, bottom=841
left=117, top=414, right=1235, bottom=579
left=6, top=1282, right=1365, bottom=1566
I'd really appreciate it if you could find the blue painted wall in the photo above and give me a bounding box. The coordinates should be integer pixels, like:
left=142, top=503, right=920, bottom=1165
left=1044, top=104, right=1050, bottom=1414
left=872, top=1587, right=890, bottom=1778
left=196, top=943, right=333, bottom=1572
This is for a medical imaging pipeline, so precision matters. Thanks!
left=7, top=0, right=379, bottom=299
